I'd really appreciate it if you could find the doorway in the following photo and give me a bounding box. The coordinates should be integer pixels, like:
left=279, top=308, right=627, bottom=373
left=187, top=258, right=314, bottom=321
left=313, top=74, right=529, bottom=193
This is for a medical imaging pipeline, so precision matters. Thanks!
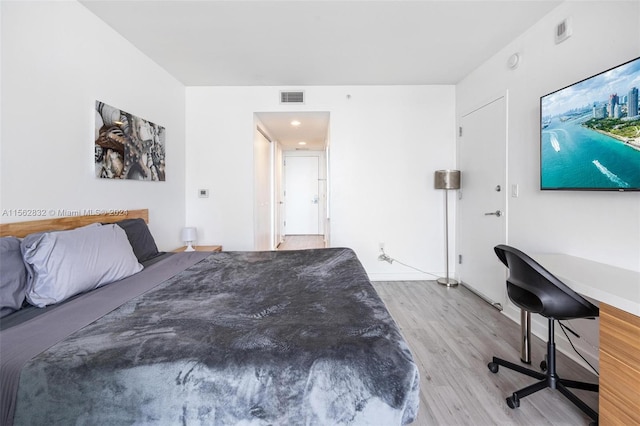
left=281, top=151, right=327, bottom=249
left=457, top=95, right=508, bottom=308
left=253, top=111, right=330, bottom=251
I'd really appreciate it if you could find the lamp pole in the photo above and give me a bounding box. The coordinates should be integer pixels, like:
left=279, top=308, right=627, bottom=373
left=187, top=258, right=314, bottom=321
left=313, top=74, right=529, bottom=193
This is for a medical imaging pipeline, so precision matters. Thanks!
left=434, top=170, right=461, bottom=286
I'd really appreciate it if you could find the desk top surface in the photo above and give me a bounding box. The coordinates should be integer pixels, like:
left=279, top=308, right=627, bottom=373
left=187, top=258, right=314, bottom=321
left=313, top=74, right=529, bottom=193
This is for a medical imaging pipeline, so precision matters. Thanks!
left=532, top=253, right=640, bottom=317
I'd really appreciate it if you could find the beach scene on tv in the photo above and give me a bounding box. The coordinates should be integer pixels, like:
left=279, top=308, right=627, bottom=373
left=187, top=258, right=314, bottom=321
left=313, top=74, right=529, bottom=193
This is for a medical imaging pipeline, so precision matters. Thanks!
left=541, top=57, right=640, bottom=190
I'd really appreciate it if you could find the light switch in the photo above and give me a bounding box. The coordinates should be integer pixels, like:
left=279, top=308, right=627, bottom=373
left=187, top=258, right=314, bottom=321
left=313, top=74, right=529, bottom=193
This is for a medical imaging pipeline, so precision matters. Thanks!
left=511, top=184, right=519, bottom=198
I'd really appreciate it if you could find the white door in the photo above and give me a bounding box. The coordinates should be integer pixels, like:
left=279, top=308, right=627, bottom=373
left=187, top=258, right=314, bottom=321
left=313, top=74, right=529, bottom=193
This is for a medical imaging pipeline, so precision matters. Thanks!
left=458, top=96, right=507, bottom=308
left=284, top=156, right=320, bottom=235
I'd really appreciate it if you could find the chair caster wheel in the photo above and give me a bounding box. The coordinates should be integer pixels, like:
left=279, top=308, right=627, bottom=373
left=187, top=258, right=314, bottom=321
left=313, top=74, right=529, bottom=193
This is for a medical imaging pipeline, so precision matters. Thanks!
left=540, top=360, right=547, bottom=372
left=506, top=394, right=520, bottom=409
left=487, top=362, right=499, bottom=373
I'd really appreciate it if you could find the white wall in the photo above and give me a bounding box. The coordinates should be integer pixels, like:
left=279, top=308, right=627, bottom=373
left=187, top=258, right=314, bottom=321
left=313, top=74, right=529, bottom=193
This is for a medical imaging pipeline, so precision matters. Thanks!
left=0, top=1, right=186, bottom=250
left=185, top=86, right=456, bottom=279
left=457, top=1, right=640, bottom=272
left=457, top=0, right=640, bottom=369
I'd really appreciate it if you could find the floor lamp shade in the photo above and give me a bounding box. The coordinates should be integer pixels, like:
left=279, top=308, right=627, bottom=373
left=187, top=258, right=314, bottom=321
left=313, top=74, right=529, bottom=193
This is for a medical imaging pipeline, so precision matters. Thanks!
left=434, top=170, right=461, bottom=287
left=434, top=170, right=461, bottom=190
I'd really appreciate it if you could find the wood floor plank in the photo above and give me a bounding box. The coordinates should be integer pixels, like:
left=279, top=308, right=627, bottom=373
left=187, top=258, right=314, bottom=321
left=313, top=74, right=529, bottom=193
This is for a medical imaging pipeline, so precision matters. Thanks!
left=372, top=281, right=599, bottom=426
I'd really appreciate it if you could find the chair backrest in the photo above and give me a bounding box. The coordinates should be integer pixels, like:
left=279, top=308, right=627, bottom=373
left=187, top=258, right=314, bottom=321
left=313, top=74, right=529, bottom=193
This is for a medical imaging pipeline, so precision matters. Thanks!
left=494, top=245, right=598, bottom=320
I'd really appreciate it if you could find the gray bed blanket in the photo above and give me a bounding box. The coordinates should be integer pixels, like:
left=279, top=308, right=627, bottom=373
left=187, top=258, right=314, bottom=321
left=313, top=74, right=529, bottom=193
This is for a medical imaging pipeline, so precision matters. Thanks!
left=1, top=252, right=211, bottom=425
left=12, top=248, right=419, bottom=425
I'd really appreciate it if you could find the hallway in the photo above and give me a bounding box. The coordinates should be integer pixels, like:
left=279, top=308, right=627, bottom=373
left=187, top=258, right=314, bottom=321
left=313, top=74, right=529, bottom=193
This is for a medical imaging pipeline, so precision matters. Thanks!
left=276, top=235, right=325, bottom=250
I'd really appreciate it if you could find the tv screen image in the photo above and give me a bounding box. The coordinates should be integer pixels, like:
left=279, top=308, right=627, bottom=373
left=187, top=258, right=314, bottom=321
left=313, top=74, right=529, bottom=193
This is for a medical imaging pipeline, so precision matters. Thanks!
left=540, top=57, right=640, bottom=191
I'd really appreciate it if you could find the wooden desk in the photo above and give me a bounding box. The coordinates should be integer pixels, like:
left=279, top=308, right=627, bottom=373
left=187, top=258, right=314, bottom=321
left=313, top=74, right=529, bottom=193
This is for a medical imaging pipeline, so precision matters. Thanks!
left=172, top=245, right=222, bottom=253
left=598, top=303, right=640, bottom=425
left=532, top=254, right=640, bottom=426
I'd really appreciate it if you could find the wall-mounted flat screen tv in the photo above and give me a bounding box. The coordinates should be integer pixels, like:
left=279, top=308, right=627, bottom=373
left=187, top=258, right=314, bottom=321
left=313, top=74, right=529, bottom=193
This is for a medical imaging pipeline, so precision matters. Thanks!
left=540, top=57, right=640, bottom=191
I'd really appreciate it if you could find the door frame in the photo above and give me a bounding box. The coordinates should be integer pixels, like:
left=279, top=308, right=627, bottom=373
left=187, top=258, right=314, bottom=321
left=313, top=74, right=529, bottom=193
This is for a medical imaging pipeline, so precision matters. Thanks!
left=456, top=90, right=509, bottom=309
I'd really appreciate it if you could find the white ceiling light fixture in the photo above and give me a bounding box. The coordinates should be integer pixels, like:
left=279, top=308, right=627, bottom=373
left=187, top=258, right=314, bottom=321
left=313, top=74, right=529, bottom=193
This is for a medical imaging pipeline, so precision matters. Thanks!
left=291, top=120, right=301, bottom=127
left=298, top=141, right=307, bottom=145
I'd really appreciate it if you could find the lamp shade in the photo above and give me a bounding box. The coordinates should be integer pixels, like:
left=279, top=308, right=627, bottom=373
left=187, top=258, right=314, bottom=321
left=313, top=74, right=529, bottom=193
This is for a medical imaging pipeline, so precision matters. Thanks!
left=434, top=170, right=461, bottom=190
left=181, top=227, right=197, bottom=242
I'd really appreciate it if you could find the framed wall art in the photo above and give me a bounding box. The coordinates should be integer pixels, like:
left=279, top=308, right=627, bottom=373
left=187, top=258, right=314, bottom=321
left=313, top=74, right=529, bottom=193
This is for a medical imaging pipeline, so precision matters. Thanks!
left=95, top=101, right=166, bottom=181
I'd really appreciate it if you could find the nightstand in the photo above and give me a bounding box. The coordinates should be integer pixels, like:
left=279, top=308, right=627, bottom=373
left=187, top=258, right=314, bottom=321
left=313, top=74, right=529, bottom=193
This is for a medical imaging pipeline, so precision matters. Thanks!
left=172, top=245, right=222, bottom=253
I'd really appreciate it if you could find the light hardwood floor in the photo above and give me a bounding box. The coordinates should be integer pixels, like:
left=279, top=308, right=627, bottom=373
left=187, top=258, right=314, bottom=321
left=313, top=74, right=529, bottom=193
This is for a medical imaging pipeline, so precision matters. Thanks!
left=372, top=281, right=599, bottom=426
left=277, top=235, right=326, bottom=250
left=275, top=238, right=598, bottom=424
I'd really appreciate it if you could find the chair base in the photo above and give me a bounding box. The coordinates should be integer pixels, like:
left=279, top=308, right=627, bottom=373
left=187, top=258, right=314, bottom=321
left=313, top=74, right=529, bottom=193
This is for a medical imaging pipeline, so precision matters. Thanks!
left=488, top=356, right=599, bottom=425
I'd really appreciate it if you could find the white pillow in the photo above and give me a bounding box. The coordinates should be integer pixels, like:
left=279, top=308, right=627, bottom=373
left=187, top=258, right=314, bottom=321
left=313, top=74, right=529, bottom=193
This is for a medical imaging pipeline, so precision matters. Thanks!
left=22, top=223, right=143, bottom=307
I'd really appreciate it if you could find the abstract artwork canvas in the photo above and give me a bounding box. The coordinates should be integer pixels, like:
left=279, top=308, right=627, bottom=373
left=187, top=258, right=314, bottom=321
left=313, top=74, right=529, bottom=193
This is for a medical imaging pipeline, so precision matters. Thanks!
left=95, top=101, right=166, bottom=181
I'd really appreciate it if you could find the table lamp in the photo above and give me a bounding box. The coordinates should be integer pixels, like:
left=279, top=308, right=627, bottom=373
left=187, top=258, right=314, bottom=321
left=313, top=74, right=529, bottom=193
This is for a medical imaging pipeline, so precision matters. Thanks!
left=181, top=227, right=197, bottom=252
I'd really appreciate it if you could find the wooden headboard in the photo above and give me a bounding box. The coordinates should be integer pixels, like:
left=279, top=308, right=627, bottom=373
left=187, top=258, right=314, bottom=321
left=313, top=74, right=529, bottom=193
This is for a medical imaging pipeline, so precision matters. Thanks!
left=0, top=209, right=148, bottom=238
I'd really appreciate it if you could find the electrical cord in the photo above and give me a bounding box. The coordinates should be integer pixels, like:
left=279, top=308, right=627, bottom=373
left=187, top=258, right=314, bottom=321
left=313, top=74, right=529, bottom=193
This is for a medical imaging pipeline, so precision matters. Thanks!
left=558, top=320, right=599, bottom=376
left=378, top=249, right=441, bottom=279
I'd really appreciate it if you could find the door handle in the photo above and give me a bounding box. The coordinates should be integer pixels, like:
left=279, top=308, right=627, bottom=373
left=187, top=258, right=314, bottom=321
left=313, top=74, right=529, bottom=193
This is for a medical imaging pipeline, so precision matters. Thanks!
left=484, top=210, right=502, bottom=217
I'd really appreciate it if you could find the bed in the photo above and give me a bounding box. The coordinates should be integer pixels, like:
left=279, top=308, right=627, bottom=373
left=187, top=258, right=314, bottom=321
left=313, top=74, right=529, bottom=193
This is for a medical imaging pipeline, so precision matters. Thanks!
left=0, top=210, right=419, bottom=425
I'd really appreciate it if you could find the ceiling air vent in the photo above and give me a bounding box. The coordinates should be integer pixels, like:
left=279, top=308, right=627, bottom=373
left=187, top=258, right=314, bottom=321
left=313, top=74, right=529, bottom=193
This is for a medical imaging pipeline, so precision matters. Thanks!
left=555, top=17, right=572, bottom=44
left=280, top=91, right=305, bottom=104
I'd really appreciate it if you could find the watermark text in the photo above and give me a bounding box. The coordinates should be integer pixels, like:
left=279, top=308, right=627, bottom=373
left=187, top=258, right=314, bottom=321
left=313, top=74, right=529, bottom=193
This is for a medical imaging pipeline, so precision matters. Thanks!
left=2, top=209, right=129, bottom=218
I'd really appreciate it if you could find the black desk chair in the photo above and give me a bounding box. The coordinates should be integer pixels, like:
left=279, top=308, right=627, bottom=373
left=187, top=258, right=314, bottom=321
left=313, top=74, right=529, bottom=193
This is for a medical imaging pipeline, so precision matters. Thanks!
left=488, top=245, right=599, bottom=424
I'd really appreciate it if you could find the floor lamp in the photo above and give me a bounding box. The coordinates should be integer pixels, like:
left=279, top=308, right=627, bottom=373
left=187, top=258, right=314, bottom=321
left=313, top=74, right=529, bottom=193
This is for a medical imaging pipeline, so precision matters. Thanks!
left=434, top=169, right=461, bottom=286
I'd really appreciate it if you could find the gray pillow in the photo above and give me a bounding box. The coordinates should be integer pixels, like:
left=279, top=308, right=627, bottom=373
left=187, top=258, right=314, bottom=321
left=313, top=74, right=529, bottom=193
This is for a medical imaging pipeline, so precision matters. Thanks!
left=0, top=236, right=28, bottom=317
left=114, top=218, right=160, bottom=262
left=22, top=223, right=143, bottom=308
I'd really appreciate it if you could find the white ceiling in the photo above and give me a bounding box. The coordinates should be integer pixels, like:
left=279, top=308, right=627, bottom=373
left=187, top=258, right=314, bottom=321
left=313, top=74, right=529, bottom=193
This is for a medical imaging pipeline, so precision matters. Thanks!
left=255, top=111, right=330, bottom=150
left=80, top=0, right=561, bottom=148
